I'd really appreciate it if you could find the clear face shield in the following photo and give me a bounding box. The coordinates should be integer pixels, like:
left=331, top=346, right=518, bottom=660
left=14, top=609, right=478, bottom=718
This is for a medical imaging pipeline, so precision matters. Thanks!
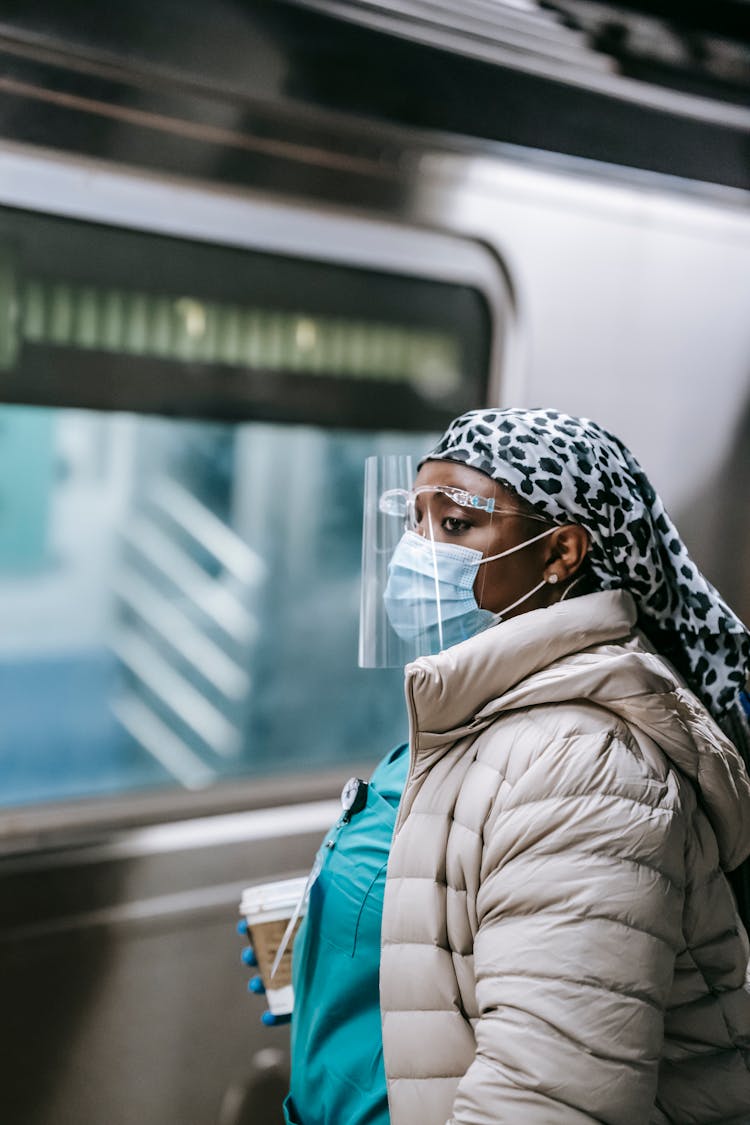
left=358, top=455, right=556, bottom=668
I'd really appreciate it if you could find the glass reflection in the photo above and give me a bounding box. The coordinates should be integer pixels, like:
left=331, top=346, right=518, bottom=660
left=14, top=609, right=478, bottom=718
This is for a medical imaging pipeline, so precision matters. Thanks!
left=0, top=404, right=431, bottom=806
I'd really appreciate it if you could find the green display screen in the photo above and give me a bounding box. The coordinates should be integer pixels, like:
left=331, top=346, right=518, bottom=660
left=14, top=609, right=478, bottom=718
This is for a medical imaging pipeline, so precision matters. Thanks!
left=0, top=208, right=491, bottom=430
left=15, top=273, right=460, bottom=393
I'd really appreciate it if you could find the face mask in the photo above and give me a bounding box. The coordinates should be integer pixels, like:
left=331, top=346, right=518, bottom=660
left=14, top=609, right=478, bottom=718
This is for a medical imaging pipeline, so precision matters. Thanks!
left=383, top=526, right=555, bottom=654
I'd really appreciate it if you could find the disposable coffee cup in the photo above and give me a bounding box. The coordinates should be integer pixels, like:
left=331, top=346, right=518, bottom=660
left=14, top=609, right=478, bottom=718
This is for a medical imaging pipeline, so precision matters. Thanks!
left=240, top=876, right=308, bottom=1017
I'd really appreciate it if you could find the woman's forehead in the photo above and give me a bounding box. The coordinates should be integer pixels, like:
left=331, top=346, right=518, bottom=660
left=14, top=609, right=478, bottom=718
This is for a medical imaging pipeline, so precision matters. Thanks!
left=416, top=458, right=505, bottom=499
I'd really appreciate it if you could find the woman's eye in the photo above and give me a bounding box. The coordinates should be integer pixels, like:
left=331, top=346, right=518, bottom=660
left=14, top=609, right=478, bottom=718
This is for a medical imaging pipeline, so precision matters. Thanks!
left=442, top=516, right=471, bottom=534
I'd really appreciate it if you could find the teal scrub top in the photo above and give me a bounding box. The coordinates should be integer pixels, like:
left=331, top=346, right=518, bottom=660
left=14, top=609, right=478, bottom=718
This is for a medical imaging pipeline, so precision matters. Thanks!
left=284, top=742, right=410, bottom=1125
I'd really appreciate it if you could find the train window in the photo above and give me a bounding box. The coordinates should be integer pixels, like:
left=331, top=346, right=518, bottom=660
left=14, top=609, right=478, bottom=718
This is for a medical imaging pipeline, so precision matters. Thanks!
left=0, top=405, right=436, bottom=805
left=0, top=205, right=493, bottom=809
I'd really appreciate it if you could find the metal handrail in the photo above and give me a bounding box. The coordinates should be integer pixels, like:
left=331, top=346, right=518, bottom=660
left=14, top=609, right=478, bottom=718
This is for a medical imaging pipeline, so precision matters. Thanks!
left=112, top=694, right=217, bottom=790
left=150, top=476, right=265, bottom=584
left=111, top=629, right=242, bottom=756
left=122, top=516, right=257, bottom=643
left=112, top=569, right=251, bottom=699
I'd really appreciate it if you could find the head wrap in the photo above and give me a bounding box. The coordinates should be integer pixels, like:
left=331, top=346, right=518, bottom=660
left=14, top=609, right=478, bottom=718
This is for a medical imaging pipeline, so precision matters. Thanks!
left=424, top=407, right=750, bottom=725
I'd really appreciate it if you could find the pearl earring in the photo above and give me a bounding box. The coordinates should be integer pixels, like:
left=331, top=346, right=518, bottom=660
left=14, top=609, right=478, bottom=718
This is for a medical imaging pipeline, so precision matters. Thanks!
left=546, top=573, right=559, bottom=585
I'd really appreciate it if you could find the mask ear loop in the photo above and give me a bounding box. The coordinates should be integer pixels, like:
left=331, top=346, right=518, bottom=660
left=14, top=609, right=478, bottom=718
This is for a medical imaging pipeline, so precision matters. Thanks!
left=475, top=521, right=557, bottom=618
left=479, top=524, right=557, bottom=564
left=559, top=573, right=586, bottom=602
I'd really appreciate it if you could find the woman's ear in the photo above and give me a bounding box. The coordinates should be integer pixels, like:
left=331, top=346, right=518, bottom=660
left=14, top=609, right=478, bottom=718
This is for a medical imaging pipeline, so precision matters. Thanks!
left=543, top=525, right=590, bottom=585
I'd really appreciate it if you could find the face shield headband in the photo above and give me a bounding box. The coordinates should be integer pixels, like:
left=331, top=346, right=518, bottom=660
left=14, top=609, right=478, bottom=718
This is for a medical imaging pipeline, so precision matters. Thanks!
left=358, top=457, right=556, bottom=668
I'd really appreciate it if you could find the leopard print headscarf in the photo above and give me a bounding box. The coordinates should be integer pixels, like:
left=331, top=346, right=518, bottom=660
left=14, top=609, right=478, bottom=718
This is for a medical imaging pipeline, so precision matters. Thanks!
left=424, top=407, right=749, bottom=725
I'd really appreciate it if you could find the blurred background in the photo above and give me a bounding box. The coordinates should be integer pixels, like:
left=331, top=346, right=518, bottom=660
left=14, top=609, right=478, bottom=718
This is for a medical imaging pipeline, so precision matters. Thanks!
left=0, top=2, right=748, bottom=1123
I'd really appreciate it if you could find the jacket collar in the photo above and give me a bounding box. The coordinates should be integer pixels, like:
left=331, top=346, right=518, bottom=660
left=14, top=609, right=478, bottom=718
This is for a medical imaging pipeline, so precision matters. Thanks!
left=404, top=589, right=637, bottom=753
left=402, top=588, right=750, bottom=870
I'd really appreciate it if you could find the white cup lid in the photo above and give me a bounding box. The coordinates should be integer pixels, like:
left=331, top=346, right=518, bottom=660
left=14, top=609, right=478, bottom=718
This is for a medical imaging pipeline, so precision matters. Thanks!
left=240, top=875, right=308, bottom=917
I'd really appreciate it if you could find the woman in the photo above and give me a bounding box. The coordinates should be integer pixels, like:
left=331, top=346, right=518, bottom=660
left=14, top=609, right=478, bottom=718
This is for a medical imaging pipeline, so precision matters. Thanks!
left=247, top=408, right=750, bottom=1125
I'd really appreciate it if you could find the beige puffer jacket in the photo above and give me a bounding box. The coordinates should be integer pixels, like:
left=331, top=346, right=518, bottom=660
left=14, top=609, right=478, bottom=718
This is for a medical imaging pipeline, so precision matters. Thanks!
left=380, top=590, right=750, bottom=1125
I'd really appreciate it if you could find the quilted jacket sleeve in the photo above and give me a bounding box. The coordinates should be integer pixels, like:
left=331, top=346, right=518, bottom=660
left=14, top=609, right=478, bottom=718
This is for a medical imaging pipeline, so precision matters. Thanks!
left=449, top=714, right=687, bottom=1125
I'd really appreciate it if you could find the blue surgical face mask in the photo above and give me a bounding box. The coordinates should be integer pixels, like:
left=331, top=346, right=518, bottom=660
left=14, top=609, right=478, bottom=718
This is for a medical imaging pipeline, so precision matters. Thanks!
left=383, top=526, right=555, bottom=655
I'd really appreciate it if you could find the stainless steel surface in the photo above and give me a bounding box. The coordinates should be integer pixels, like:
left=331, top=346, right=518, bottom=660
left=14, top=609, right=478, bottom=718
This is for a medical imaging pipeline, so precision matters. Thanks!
left=1, top=804, right=332, bottom=1125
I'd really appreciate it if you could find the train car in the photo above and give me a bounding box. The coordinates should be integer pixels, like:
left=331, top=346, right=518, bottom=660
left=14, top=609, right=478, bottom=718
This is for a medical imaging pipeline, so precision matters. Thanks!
left=0, top=3, right=748, bottom=1123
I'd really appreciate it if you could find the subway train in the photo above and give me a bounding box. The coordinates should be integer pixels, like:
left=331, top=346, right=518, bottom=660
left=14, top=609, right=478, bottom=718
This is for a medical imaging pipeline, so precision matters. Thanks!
left=0, top=3, right=749, bottom=1124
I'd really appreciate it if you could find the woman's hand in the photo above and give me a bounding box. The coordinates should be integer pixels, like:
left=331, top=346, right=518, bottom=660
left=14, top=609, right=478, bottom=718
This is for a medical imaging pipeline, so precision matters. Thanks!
left=237, top=920, right=292, bottom=1026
